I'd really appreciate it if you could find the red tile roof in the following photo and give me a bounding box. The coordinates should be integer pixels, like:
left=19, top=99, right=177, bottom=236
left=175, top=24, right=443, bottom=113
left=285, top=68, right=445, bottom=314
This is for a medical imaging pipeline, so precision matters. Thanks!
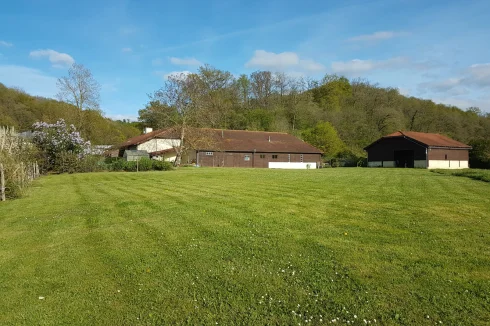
left=118, top=128, right=322, bottom=154
left=381, top=131, right=471, bottom=148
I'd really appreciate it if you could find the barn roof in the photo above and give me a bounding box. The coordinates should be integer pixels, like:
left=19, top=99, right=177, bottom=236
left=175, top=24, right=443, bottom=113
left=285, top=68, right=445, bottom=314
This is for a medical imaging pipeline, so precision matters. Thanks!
left=365, top=131, right=471, bottom=150
left=117, top=129, right=179, bottom=148
left=196, top=129, right=323, bottom=154
left=118, top=128, right=322, bottom=154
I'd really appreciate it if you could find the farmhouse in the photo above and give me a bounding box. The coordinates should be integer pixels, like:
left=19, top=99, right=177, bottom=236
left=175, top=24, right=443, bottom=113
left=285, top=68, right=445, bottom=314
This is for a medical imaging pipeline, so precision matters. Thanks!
left=116, top=128, right=323, bottom=168
left=364, top=131, right=471, bottom=169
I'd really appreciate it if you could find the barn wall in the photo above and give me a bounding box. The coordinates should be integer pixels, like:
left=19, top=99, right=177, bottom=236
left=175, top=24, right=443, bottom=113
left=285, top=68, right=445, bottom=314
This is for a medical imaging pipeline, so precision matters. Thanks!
left=428, top=160, right=469, bottom=169
left=366, top=137, right=427, bottom=161
left=428, top=148, right=469, bottom=161
left=197, top=151, right=321, bottom=168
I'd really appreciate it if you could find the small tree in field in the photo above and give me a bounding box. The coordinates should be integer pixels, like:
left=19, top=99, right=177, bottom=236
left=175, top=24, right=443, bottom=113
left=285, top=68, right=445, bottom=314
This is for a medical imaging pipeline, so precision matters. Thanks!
left=32, top=119, right=90, bottom=172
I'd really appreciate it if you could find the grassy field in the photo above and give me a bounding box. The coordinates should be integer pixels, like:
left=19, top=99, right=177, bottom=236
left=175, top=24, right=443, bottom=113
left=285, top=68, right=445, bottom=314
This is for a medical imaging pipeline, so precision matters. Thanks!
left=0, top=168, right=489, bottom=325
left=431, top=168, right=490, bottom=183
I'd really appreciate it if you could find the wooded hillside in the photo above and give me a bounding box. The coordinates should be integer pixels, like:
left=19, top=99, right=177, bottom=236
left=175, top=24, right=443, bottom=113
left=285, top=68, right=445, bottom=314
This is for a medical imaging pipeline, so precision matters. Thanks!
left=0, top=83, right=140, bottom=145
left=140, top=66, right=490, bottom=167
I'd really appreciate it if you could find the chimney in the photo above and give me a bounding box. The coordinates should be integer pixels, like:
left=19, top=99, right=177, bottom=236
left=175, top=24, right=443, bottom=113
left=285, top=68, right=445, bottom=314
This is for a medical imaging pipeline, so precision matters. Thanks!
left=144, top=127, right=153, bottom=134
left=221, top=130, right=224, bottom=138
left=268, top=136, right=271, bottom=142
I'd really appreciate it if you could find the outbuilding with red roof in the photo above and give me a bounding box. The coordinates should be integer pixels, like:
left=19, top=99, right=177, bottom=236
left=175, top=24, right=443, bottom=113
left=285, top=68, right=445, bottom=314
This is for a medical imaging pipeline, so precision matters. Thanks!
left=364, top=131, right=472, bottom=169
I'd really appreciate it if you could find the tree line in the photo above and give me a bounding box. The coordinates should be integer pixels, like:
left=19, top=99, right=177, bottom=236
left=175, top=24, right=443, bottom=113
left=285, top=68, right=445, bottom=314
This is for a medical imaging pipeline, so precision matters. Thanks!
left=140, top=65, right=490, bottom=167
left=0, top=65, right=140, bottom=145
left=1, top=63, right=489, bottom=167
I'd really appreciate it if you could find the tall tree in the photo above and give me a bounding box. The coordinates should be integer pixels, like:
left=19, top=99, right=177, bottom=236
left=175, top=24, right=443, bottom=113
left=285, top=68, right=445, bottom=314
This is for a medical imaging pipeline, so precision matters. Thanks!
left=148, top=73, right=208, bottom=166
left=56, top=63, right=101, bottom=130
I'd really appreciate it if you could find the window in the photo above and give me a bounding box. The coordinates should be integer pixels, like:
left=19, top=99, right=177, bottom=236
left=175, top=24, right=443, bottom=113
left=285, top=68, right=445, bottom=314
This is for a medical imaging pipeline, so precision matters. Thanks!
left=445, top=154, right=448, bottom=160
left=259, top=154, right=265, bottom=159
left=272, top=155, right=278, bottom=159
left=206, top=152, right=213, bottom=156
left=300, top=154, right=304, bottom=162
left=244, top=155, right=250, bottom=161
left=288, top=154, right=291, bottom=162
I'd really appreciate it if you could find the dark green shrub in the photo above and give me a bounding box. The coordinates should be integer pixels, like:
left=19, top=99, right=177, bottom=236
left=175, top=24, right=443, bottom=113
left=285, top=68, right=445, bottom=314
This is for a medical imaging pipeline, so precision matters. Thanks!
left=54, top=151, right=80, bottom=174
left=152, top=160, right=173, bottom=171
left=138, top=158, right=153, bottom=171
left=123, top=161, right=137, bottom=172
left=78, top=155, right=106, bottom=172
left=109, top=158, right=125, bottom=171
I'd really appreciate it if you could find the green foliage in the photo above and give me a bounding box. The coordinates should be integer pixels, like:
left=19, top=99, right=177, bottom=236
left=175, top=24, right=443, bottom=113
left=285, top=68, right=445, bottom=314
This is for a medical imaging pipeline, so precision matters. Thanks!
left=302, top=121, right=345, bottom=158
left=137, top=158, right=153, bottom=171
left=103, top=158, right=173, bottom=172
left=0, top=169, right=488, bottom=324
left=0, top=83, right=140, bottom=145
left=151, top=160, right=173, bottom=171
left=469, top=139, right=490, bottom=169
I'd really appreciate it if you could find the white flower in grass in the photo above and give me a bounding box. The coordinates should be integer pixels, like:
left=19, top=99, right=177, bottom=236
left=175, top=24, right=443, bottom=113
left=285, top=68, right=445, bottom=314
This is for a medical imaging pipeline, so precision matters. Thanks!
left=39, top=296, right=45, bottom=300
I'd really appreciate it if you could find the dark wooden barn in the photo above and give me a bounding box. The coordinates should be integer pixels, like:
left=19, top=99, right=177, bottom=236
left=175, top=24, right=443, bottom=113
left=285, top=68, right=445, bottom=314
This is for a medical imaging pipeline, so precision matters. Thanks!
left=115, top=128, right=323, bottom=168
left=194, top=129, right=322, bottom=168
left=364, top=131, right=471, bottom=169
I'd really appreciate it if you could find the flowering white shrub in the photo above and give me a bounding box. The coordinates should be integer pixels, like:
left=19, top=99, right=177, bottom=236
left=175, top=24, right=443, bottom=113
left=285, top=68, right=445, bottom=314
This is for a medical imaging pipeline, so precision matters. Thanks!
left=32, top=119, right=90, bottom=171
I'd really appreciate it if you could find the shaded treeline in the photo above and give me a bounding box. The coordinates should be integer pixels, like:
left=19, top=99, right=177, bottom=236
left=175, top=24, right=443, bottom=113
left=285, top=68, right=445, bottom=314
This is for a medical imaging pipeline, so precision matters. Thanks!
left=0, top=83, right=140, bottom=145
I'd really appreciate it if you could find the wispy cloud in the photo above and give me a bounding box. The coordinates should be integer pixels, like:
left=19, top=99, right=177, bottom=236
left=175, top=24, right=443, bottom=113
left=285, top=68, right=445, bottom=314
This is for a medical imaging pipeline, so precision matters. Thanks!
left=0, top=41, right=13, bottom=47
left=121, top=47, right=133, bottom=53
left=245, top=50, right=325, bottom=73
left=347, top=31, right=409, bottom=42
left=170, top=57, right=202, bottom=66
left=331, top=57, right=409, bottom=75
left=419, top=63, right=490, bottom=94
left=29, top=49, right=75, bottom=68
left=152, top=11, right=331, bottom=54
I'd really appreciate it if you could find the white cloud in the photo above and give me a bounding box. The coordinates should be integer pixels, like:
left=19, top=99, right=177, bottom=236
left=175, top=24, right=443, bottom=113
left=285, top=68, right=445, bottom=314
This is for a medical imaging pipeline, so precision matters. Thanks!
left=0, top=65, right=57, bottom=98
left=170, top=57, right=202, bottom=66
left=347, top=31, right=408, bottom=42
left=155, top=70, right=192, bottom=81
left=121, top=47, right=132, bottom=53
left=29, top=49, right=75, bottom=68
left=465, top=63, right=490, bottom=87
left=0, top=41, right=13, bottom=47
left=419, top=62, right=490, bottom=94
left=331, top=57, right=409, bottom=75
left=245, top=50, right=325, bottom=73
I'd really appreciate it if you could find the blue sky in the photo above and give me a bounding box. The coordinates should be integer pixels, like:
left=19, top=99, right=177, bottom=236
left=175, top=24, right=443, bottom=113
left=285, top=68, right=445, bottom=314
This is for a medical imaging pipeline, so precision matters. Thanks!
left=1, top=0, right=490, bottom=120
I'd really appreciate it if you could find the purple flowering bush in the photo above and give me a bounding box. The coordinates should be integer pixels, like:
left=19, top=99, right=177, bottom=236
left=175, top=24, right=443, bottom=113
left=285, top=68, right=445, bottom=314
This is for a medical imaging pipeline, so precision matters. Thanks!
left=32, top=119, right=90, bottom=172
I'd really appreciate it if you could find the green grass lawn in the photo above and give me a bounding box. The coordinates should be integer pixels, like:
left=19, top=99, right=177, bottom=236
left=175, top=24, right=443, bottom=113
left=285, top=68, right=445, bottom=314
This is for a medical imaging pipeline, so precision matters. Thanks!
left=431, top=168, right=490, bottom=183
left=1, top=168, right=489, bottom=325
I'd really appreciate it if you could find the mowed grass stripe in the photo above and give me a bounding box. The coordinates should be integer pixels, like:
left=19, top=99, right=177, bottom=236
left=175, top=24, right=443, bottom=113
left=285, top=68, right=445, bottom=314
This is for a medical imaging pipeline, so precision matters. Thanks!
left=0, top=168, right=489, bottom=325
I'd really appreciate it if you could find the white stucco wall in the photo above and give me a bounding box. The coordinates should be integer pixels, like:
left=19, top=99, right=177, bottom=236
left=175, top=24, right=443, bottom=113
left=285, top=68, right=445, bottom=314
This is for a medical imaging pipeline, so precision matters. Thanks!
left=269, top=162, right=317, bottom=169
left=428, top=160, right=469, bottom=169
left=136, top=139, right=180, bottom=153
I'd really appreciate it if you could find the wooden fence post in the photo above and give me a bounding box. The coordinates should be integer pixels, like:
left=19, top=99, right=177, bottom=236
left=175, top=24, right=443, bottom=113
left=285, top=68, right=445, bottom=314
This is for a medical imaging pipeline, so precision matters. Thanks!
left=0, top=163, right=5, bottom=201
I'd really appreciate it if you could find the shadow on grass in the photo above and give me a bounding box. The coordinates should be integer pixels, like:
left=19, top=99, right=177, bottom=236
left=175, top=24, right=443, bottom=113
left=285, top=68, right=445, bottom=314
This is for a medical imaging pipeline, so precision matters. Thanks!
left=430, top=169, right=490, bottom=183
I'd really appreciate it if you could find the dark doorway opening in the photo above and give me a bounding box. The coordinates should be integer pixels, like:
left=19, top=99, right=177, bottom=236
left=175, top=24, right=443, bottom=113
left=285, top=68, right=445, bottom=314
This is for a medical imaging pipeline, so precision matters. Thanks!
left=394, top=150, right=414, bottom=168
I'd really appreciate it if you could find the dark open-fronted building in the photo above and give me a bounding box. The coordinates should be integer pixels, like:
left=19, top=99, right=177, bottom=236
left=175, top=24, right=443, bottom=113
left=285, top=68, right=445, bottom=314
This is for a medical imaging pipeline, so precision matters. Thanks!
left=364, top=131, right=471, bottom=169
